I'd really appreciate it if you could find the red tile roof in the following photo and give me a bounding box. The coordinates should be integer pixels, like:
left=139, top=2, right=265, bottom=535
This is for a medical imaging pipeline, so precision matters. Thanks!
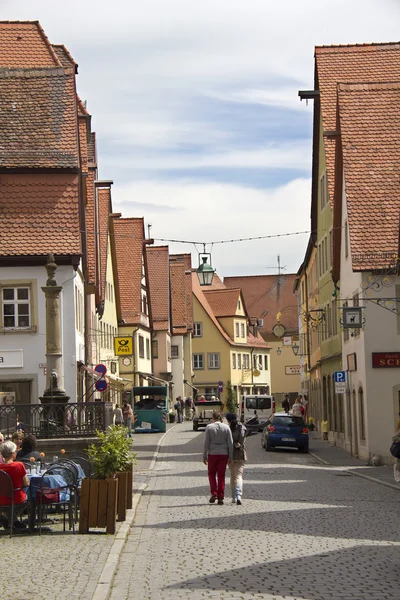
left=85, top=170, right=97, bottom=285
left=97, top=186, right=112, bottom=302
left=203, top=288, right=241, bottom=317
left=113, top=217, right=145, bottom=324
left=0, top=173, right=81, bottom=256
left=146, top=246, right=170, bottom=331
left=315, top=43, right=400, bottom=207
left=224, top=274, right=299, bottom=339
left=169, top=254, right=193, bottom=334
left=52, top=44, right=78, bottom=72
left=0, top=21, right=60, bottom=68
left=337, top=81, right=400, bottom=270
left=0, top=67, right=79, bottom=169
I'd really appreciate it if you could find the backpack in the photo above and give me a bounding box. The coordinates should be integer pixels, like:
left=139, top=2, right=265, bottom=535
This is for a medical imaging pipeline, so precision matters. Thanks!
left=390, top=440, right=400, bottom=458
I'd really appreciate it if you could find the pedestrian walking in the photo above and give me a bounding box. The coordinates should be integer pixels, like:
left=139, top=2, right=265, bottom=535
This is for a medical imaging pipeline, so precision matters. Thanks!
left=282, top=395, right=290, bottom=413
left=203, top=411, right=233, bottom=505
left=391, top=429, right=400, bottom=484
left=122, top=400, right=133, bottom=437
left=184, top=397, right=194, bottom=421
left=226, top=413, right=247, bottom=505
left=291, top=396, right=303, bottom=417
left=113, top=404, right=123, bottom=426
left=321, top=419, right=329, bottom=441
left=174, top=397, right=182, bottom=423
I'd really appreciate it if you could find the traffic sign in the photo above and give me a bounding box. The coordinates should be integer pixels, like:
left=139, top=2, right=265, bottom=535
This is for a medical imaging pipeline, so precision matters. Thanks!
left=94, top=364, right=107, bottom=375
left=114, top=337, right=133, bottom=356
left=218, top=383, right=223, bottom=392
left=335, top=384, right=346, bottom=394
left=95, top=379, right=108, bottom=392
left=334, top=371, right=346, bottom=384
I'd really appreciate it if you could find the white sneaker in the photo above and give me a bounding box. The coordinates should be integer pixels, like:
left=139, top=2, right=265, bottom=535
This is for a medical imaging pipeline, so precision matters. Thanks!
left=231, top=498, right=236, bottom=503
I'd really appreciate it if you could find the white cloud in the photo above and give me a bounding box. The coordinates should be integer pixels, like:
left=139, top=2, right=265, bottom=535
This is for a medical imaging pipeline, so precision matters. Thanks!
left=111, top=178, right=311, bottom=276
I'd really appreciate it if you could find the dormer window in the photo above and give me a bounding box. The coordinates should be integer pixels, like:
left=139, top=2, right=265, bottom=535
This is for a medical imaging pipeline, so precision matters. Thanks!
left=238, top=299, right=241, bottom=310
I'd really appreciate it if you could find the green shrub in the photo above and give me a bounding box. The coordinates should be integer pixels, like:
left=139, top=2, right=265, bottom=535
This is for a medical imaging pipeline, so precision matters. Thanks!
left=87, top=425, right=136, bottom=479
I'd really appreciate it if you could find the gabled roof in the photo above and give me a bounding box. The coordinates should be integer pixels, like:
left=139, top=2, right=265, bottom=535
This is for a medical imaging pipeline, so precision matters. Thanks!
left=169, top=253, right=193, bottom=334
left=337, top=80, right=400, bottom=271
left=203, top=288, right=241, bottom=317
left=0, top=21, right=61, bottom=68
left=224, top=274, right=299, bottom=339
left=97, top=184, right=112, bottom=303
left=192, top=272, right=233, bottom=344
left=0, top=173, right=81, bottom=258
left=146, top=246, right=170, bottom=331
left=112, top=217, right=145, bottom=325
left=315, top=43, right=400, bottom=207
left=0, top=67, right=79, bottom=169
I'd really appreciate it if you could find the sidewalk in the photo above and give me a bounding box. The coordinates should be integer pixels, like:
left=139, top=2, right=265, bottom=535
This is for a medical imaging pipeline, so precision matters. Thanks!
left=309, top=432, right=399, bottom=491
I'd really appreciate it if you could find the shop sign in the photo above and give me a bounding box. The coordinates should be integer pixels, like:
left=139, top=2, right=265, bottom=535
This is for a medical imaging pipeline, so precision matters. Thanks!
left=285, top=365, right=300, bottom=375
left=372, top=352, right=400, bottom=368
left=114, top=337, right=133, bottom=356
left=0, top=349, right=23, bottom=368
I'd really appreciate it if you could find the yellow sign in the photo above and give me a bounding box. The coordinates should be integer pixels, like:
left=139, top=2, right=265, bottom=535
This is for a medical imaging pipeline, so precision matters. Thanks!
left=114, top=337, right=133, bottom=356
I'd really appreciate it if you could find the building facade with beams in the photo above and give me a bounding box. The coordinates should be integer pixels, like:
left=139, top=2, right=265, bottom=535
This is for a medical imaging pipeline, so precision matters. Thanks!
left=298, top=42, right=400, bottom=460
left=224, top=274, right=300, bottom=407
left=192, top=273, right=270, bottom=405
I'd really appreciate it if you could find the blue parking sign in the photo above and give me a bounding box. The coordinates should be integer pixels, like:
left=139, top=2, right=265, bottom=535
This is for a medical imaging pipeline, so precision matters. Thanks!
left=334, top=371, right=346, bottom=383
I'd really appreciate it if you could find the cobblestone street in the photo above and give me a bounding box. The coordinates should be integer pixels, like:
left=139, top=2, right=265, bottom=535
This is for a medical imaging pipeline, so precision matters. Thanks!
left=111, top=424, right=400, bottom=600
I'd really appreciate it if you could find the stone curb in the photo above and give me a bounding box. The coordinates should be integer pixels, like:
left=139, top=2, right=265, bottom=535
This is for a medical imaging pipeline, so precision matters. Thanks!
left=309, top=450, right=400, bottom=492
left=91, top=425, right=177, bottom=600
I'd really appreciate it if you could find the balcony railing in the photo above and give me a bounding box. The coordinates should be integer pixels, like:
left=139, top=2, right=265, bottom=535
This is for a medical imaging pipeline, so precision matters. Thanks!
left=0, top=402, right=114, bottom=439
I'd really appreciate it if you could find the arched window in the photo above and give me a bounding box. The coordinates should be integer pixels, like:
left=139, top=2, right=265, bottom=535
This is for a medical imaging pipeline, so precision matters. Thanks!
left=359, top=387, right=366, bottom=440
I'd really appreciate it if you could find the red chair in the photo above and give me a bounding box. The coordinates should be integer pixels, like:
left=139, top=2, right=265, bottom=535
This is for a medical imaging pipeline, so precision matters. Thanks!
left=0, top=470, right=29, bottom=538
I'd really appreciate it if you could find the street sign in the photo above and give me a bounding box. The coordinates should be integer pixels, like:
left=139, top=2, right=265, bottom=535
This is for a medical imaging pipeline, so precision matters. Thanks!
left=95, top=379, right=108, bottom=392
left=94, top=363, right=107, bottom=375
left=334, top=371, right=346, bottom=384
left=218, top=380, right=223, bottom=392
left=114, top=337, right=133, bottom=356
left=335, top=384, right=346, bottom=394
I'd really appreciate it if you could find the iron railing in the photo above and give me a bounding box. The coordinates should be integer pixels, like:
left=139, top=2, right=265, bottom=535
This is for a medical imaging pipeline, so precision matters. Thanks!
left=0, top=402, right=114, bottom=439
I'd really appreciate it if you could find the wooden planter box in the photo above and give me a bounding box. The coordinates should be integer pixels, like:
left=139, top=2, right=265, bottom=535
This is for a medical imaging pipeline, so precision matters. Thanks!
left=116, top=465, right=134, bottom=521
left=79, top=477, right=118, bottom=534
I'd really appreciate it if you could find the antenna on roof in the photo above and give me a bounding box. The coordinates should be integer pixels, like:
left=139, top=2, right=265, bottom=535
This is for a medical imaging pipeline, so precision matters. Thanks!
left=265, top=255, right=287, bottom=278
left=147, top=224, right=152, bottom=240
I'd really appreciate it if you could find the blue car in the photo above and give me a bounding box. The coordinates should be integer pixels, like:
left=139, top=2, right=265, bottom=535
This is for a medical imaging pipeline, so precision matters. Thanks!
left=261, top=412, right=309, bottom=453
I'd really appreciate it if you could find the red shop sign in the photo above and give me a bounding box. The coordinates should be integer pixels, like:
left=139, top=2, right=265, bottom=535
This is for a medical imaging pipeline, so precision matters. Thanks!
left=372, top=352, right=400, bottom=368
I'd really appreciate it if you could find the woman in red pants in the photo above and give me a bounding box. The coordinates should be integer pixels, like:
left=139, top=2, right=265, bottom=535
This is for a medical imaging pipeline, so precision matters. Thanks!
left=203, top=412, right=233, bottom=505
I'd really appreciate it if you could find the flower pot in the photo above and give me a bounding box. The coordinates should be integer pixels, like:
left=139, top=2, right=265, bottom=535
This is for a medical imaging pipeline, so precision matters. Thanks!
left=169, top=413, right=176, bottom=423
left=79, top=477, right=118, bottom=534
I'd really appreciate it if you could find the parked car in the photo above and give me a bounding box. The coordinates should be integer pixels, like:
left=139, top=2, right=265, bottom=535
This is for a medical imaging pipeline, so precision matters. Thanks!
left=261, top=412, right=309, bottom=453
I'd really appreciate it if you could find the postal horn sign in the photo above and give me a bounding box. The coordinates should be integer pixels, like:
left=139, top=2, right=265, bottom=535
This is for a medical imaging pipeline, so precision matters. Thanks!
left=114, top=337, right=133, bottom=356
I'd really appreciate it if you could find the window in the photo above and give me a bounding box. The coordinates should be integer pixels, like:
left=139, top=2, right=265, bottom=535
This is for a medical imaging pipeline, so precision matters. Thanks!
left=241, top=323, right=245, bottom=338
left=329, top=229, right=333, bottom=268
left=237, top=353, right=242, bottom=369
left=320, top=172, right=328, bottom=210
left=152, top=339, right=158, bottom=358
left=171, top=345, right=179, bottom=358
left=146, top=338, right=150, bottom=359
left=258, top=355, right=263, bottom=370
left=142, top=293, right=148, bottom=315
left=2, top=287, right=30, bottom=329
left=344, top=220, right=349, bottom=258
left=139, top=335, right=145, bottom=358
left=235, top=323, right=239, bottom=337
left=253, top=354, right=257, bottom=369
left=232, top=353, right=236, bottom=369
left=238, top=299, right=241, bottom=310
left=193, top=354, right=204, bottom=369
left=193, top=322, right=202, bottom=337
left=264, top=355, right=268, bottom=370
left=243, top=354, right=250, bottom=369
left=208, top=353, right=220, bottom=369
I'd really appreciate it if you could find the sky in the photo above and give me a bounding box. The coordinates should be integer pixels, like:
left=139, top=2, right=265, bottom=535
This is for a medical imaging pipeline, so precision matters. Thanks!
left=2, top=0, right=400, bottom=277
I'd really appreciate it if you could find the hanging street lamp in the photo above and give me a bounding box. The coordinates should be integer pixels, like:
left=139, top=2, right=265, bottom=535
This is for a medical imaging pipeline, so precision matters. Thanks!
left=196, top=252, right=215, bottom=286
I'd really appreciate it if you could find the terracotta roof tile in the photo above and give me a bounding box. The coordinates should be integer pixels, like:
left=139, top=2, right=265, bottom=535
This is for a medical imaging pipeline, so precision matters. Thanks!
left=192, top=273, right=233, bottom=344
left=315, top=43, right=400, bottom=207
left=224, top=274, right=299, bottom=339
left=113, top=217, right=145, bottom=324
left=146, top=246, right=170, bottom=331
left=338, top=81, right=400, bottom=270
left=169, top=254, right=193, bottom=334
left=85, top=170, right=96, bottom=285
left=88, top=132, right=97, bottom=165
left=0, top=67, right=79, bottom=169
left=0, top=21, right=60, bottom=68
left=247, top=331, right=269, bottom=349
left=97, top=186, right=112, bottom=302
left=0, top=173, right=81, bottom=256
left=203, top=288, right=241, bottom=317
left=52, top=44, right=78, bottom=72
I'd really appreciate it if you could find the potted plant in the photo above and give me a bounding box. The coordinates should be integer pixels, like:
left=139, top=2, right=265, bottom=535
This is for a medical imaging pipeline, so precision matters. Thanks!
left=79, top=425, right=133, bottom=534
left=168, top=410, right=176, bottom=423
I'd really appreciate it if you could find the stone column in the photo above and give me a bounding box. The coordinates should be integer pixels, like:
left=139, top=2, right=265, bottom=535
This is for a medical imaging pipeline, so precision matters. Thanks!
left=39, top=253, right=70, bottom=404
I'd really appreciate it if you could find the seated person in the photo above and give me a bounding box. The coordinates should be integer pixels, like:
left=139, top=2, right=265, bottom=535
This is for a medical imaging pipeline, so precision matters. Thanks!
left=16, top=434, right=41, bottom=461
left=0, top=432, right=3, bottom=464
left=11, top=431, right=24, bottom=452
left=0, top=441, right=30, bottom=529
